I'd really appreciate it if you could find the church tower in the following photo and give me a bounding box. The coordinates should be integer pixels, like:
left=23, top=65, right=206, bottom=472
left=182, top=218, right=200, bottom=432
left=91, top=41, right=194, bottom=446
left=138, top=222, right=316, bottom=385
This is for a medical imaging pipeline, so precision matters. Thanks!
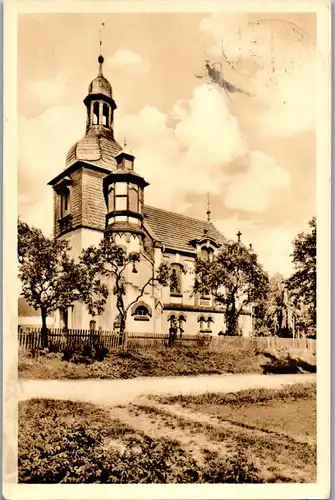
left=48, top=55, right=123, bottom=254
left=103, top=142, right=149, bottom=253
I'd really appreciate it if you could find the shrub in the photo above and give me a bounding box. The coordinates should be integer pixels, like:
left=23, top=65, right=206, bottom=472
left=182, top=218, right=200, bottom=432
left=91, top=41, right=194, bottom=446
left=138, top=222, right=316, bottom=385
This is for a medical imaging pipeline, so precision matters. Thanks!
left=202, top=447, right=263, bottom=483
left=19, top=399, right=264, bottom=484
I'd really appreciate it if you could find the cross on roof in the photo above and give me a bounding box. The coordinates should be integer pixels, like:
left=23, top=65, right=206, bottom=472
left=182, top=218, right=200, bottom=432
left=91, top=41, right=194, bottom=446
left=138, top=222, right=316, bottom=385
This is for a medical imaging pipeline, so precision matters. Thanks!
left=237, top=231, right=242, bottom=242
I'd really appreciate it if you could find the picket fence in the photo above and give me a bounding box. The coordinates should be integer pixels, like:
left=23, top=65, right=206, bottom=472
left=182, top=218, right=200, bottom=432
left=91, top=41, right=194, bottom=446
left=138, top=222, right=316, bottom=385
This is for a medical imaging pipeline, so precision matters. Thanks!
left=18, top=327, right=316, bottom=355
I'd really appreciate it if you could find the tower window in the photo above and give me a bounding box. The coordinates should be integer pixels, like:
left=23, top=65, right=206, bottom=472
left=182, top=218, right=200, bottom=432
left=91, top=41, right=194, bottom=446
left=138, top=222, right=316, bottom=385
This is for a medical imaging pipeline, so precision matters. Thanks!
left=129, top=185, right=138, bottom=212
left=108, top=186, right=115, bottom=211
left=102, top=104, right=109, bottom=126
left=93, top=102, right=99, bottom=124
left=60, top=188, right=70, bottom=218
left=138, top=188, right=143, bottom=214
left=115, top=196, right=127, bottom=211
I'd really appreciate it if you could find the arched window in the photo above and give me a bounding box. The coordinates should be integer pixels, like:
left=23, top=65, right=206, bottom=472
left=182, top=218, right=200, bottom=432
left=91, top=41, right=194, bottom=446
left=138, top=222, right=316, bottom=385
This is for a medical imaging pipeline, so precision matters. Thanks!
left=170, top=264, right=183, bottom=295
left=89, top=319, right=96, bottom=331
left=198, top=315, right=206, bottom=331
left=93, top=102, right=99, bottom=124
left=131, top=301, right=152, bottom=321
left=102, top=104, right=109, bottom=126
left=178, top=315, right=186, bottom=337
left=207, top=316, right=214, bottom=332
left=135, top=306, right=149, bottom=316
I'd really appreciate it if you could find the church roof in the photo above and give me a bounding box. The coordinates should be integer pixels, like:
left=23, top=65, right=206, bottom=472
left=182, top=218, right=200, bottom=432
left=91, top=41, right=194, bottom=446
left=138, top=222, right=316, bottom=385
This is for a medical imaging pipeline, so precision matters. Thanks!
left=143, top=205, right=226, bottom=252
left=65, top=135, right=122, bottom=170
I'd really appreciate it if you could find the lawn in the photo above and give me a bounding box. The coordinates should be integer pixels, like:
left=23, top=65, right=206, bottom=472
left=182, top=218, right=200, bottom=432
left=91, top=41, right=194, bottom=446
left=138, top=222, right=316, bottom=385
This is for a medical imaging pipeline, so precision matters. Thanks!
left=18, top=344, right=269, bottom=379
left=18, top=382, right=316, bottom=483
left=18, top=343, right=315, bottom=380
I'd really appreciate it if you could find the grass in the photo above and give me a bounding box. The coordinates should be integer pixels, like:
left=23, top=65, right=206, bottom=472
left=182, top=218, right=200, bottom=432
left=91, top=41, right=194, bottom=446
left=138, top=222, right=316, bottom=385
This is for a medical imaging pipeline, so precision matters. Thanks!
left=149, top=382, right=317, bottom=483
left=18, top=398, right=264, bottom=484
left=18, top=343, right=269, bottom=379
left=18, top=382, right=316, bottom=483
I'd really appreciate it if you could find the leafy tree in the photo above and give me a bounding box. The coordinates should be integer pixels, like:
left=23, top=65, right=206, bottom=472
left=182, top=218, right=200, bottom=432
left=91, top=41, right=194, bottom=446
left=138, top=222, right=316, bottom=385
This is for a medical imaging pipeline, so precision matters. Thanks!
left=194, top=241, right=269, bottom=336
left=18, top=219, right=107, bottom=345
left=253, top=273, right=292, bottom=337
left=80, top=236, right=171, bottom=335
left=286, top=217, right=316, bottom=335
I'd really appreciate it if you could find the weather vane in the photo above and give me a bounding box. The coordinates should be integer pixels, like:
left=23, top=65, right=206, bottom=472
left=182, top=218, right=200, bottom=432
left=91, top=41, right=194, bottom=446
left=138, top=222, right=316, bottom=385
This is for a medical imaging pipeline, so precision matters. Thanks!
left=99, top=22, right=105, bottom=52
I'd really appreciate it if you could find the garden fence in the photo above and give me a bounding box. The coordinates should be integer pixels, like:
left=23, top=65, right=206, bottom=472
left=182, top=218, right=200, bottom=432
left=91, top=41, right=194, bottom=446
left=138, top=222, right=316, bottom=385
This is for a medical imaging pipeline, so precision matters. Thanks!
left=18, top=327, right=316, bottom=355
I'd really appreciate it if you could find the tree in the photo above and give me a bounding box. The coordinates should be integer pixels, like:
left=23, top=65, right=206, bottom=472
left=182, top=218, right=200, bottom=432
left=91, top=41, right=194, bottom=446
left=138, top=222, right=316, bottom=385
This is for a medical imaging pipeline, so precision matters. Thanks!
left=18, top=219, right=107, bottom=345
left=253, top=273, right=292, bottom=337
left=286, top=217, right=316, bottom=336
left=194, top=241, right=269, bottom=336
left=80, top=236, right=170, bottom=335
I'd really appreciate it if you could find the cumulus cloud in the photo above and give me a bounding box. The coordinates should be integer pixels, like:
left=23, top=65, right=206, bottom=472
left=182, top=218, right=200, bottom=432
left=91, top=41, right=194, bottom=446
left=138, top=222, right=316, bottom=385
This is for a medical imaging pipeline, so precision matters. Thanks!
left=28, top=72, right=69, bottom=107
left=215, top=215, right=299, bottom=277
left=224, top=151, right=291, bottom=213
left=18, top=104, right=85, bottom=235
left=19, top=82, right=290, bottom=270
left=107, top=49, right=151, bottom=72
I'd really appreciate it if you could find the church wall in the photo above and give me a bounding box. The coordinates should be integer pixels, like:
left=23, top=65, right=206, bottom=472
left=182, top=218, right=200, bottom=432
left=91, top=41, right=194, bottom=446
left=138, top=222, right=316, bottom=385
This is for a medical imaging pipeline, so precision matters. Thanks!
left=161, top=309, right=226, bottom=336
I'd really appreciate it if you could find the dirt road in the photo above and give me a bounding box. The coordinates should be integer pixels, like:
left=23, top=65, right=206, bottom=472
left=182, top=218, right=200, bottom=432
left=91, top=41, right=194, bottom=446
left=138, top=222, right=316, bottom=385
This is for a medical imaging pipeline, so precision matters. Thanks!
left=18, top=373, right=315, bottom=406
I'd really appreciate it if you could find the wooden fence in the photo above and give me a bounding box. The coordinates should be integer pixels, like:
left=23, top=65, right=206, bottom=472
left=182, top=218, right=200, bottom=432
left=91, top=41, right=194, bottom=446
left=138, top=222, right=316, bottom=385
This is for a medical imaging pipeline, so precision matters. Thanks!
left=18, top=327, right=316, bottom=355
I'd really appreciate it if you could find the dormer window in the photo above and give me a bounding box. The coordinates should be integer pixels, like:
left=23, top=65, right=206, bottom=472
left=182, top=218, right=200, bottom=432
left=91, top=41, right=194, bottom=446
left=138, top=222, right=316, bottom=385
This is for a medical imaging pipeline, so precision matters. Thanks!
left=201, top=247, right=214, bottom=262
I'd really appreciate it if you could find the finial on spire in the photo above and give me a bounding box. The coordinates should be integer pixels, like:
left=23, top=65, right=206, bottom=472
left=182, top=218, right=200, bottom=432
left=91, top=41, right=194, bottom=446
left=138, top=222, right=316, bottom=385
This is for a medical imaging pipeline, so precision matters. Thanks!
left=124, top=137, right=127, bottom=147
left=237, top=230, right=242, bottom=243
left=98, top=22, right=105, bottom=76
left=206, top=193, right=211, bottom=222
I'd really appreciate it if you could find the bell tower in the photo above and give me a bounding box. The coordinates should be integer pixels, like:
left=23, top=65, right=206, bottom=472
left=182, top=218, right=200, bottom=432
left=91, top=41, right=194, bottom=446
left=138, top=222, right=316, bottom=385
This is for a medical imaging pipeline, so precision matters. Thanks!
left=84, top=55, right=117, bottom=140
left=48, top=54, right=122, bottom=253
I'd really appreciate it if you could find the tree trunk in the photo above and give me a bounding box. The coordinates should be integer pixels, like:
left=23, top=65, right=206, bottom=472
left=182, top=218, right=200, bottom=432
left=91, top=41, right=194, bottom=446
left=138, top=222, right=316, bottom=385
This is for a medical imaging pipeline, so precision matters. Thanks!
left=41, top=308, right=48, bottom=348
left=226, top=298, right=238, bottom=336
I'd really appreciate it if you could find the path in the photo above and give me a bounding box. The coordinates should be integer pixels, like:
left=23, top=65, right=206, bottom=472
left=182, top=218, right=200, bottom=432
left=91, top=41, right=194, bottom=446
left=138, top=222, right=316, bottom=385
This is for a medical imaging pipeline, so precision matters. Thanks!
left=18, top=373, right=315, bottom=406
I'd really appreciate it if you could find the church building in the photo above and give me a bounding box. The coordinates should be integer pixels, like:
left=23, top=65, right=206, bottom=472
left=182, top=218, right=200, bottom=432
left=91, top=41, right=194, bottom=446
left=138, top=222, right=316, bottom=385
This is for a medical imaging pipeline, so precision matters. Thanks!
left=48, top=55, right=253, bottom=337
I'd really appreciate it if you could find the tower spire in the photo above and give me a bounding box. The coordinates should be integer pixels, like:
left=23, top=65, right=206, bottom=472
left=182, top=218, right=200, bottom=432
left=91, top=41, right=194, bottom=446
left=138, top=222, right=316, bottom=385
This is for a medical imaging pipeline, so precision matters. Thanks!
left=98, top=22, right=105, bottom=76
left=206, top=193, right=211, bottom=222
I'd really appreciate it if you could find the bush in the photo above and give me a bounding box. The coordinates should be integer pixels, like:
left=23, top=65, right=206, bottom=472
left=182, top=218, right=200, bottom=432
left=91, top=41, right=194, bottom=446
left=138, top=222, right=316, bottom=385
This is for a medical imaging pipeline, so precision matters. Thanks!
left=202, top=447, right=263, bottom=483
left=19, top=399, right=264, bottom=484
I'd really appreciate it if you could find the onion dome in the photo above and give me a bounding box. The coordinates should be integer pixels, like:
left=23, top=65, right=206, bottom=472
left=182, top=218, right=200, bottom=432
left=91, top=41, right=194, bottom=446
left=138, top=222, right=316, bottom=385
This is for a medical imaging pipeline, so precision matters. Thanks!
left=87, top=55, right=112, bottom=99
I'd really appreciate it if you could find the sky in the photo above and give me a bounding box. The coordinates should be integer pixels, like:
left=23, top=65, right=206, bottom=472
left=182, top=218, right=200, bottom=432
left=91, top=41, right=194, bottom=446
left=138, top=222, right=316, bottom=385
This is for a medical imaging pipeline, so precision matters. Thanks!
left=18, top=12, right=316, bottom=277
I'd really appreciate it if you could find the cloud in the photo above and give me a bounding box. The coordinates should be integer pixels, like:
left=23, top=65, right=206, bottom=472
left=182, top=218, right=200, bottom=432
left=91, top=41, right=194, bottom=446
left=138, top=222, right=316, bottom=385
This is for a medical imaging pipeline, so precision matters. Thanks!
left=19, top=82, right=290, bottom=273
left=224, top=151, right=290, bottom=213
left=28, top=72, right=69, bottom=107
left=18, top=104, right=85, bottom=235
left=107, top=49, right=151, bottom=73
left=215, top=215, right=299, bottom=277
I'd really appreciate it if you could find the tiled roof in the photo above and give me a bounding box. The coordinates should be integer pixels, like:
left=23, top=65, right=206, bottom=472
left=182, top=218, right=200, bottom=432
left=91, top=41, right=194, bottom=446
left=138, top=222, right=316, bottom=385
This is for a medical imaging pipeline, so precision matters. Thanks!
left=66, top=136, right=122, bottom=171
left=143, top=205, right=226, bottom=252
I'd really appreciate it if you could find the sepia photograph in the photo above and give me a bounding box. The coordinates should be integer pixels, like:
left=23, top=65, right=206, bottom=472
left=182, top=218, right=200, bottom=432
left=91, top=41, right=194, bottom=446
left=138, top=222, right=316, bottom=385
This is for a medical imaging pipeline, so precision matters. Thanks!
left=2, top=0, right=331, bottom=498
